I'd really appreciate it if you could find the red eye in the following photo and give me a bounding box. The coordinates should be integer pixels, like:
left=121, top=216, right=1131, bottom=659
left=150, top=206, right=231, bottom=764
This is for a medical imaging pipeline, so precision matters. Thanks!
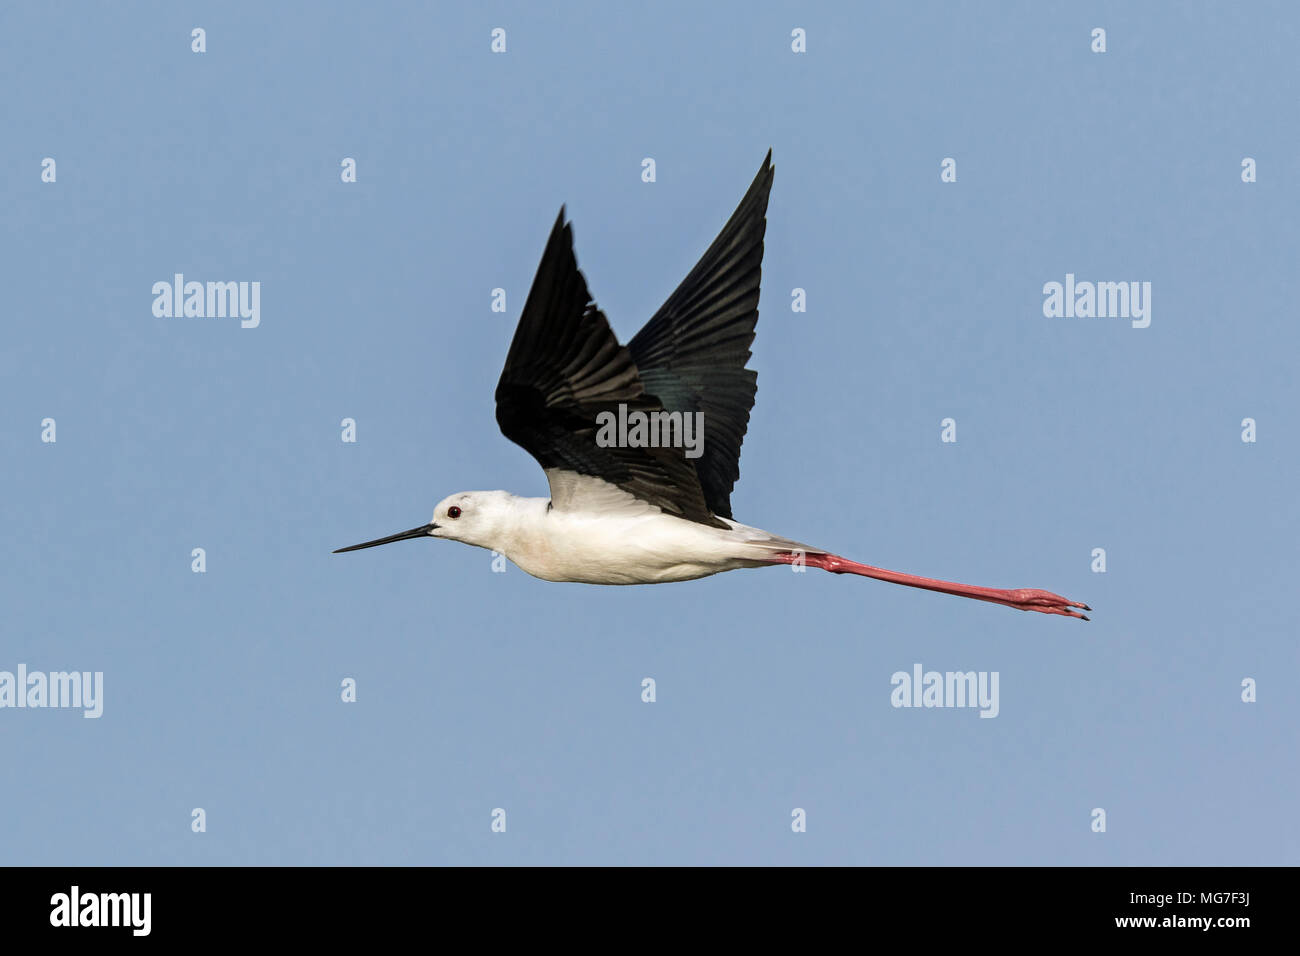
left=447, top=506, right=462, bottom=519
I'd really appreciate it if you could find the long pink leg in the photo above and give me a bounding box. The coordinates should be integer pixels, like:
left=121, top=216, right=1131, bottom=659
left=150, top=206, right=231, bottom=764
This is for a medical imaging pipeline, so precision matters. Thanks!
left=768, top=551, right=1090, bottom=620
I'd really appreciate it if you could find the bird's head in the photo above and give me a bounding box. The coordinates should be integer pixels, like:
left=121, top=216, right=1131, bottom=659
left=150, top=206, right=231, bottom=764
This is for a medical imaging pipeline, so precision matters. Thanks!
left=333, top=490, right=514, bottom=554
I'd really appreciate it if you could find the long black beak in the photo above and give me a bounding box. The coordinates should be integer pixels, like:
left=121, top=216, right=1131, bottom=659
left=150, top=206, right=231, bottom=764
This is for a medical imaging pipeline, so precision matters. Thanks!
left=333, top=523, right=438, bottom=554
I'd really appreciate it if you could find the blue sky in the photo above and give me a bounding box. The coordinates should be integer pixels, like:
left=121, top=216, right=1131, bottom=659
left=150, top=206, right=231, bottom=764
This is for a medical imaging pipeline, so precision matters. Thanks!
left=3, top=1, right=1297, bottom=865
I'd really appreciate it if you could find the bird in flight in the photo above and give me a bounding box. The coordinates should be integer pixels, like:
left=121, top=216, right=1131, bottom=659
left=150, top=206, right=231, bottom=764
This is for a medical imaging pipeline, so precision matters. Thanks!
left=336, top=152, right=1089, bottom=620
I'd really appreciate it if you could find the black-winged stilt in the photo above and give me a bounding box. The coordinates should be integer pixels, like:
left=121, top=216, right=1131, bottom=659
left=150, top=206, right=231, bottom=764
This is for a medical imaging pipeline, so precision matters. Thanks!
left=335, top=152, right=1090, bottom=620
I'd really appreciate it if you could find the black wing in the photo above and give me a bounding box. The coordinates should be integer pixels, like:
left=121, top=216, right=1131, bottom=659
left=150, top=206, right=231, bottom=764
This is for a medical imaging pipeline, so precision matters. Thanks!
left=627, top=150, right=774, bottom=519
left=494, top=209, right=724, bottom=527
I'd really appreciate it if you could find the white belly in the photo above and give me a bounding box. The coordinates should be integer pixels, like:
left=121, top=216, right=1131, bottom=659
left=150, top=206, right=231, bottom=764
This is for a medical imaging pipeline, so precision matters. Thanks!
left=505, top=510, right=761, bottom=585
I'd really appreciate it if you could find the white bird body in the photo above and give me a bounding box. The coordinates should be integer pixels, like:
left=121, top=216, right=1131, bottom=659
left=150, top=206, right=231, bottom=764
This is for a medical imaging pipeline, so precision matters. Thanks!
left=430, top=485, right=809, bottom=586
